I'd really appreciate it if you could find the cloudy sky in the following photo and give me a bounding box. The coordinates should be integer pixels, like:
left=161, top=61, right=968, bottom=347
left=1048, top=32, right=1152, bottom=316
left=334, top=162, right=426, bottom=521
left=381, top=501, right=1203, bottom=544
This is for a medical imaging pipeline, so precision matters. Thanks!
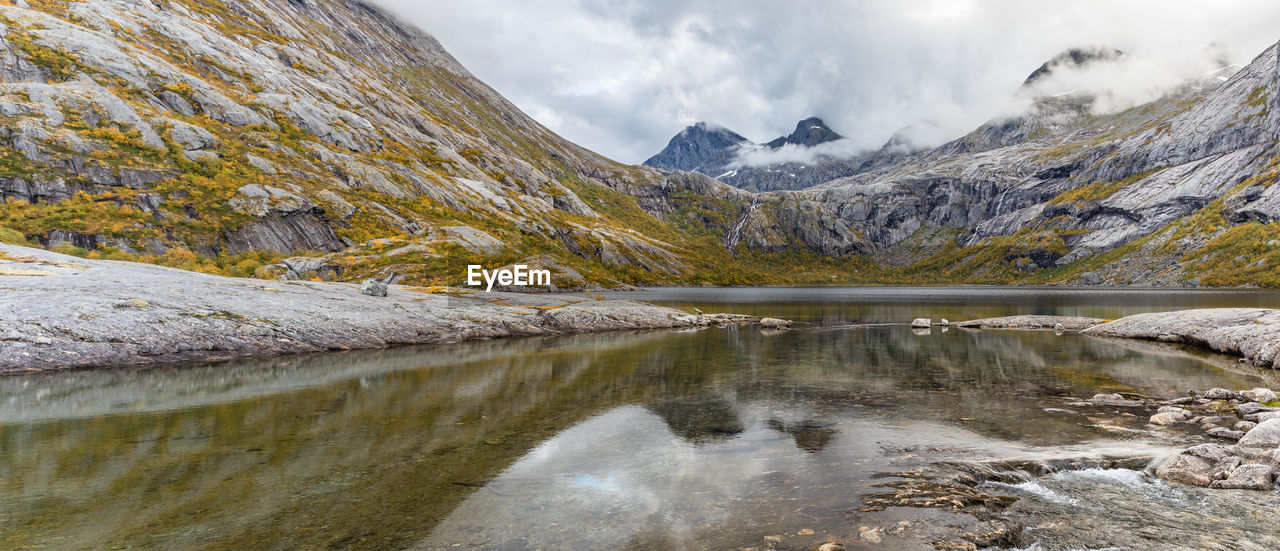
left=369, top=0, right=1280, bottom=164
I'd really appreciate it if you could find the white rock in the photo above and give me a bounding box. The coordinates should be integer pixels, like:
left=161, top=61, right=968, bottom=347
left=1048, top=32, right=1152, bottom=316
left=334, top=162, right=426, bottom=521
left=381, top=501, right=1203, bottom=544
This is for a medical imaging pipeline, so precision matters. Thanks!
left=1242, top=388, right=1278, bottom=403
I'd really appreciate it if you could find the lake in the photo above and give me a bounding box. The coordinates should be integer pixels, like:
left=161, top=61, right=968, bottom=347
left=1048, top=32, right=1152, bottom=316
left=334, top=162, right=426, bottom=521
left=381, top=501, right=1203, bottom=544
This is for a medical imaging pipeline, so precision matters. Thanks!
left=3, top=287, right=1280, bottom=550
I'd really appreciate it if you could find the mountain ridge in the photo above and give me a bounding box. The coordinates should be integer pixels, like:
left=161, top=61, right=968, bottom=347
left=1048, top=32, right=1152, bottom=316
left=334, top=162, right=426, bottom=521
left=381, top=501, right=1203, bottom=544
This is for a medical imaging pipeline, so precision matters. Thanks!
left=2, top=1, right=1280, bottom=288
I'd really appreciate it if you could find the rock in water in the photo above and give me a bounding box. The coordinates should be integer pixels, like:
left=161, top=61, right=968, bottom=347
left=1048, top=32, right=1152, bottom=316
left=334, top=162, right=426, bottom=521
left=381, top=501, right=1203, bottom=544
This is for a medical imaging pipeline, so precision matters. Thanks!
left=910, top=318, right=931, bottom=328
left=360, top=279, right=388, bottom=297
left=1149, top=412, right=1185, bottom=426
left=759, top=317, right=791, bottom=328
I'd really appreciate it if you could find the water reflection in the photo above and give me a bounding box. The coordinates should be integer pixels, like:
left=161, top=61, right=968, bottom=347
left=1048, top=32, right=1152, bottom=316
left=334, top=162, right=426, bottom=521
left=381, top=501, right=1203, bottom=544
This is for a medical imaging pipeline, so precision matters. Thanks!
left=2, top=295, right=1279, bottom=549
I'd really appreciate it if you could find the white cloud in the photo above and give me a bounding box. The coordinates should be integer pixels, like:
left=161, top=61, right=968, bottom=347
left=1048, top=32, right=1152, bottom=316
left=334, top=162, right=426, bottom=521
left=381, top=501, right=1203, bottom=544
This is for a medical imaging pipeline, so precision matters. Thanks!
left=729, top=139, right=866, bottom=168
left=369, top=0, right=1280, bottom=164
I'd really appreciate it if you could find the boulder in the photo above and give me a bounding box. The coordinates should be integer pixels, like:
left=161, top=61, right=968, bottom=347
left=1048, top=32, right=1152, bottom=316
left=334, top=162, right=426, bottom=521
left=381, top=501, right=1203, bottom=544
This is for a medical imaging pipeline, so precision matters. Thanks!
left=1210, top=463, right=1274, bottom=490
left=1156, top=443, right=1235, bottom=486
left=1206, top=427, right=1245, bottom=440
left=759, top=317, right=791, bottom=329
left=1244, top=411, right=1280, bottom=423
left=910, top=318, right=931, bottom=328
left=1237, top=402, right=1277, bottom=416
left=360, top=279, right=388, bottom=297
left=1203, top=388, right=1239, bottom=401
left=1241, top=388, right=1278, bottom=403
left=1149, top=412, right=1184, bottom=426
left=1089, top=393, right=1144, bottom=407
left=1238, top=418, right=1280, bottom=449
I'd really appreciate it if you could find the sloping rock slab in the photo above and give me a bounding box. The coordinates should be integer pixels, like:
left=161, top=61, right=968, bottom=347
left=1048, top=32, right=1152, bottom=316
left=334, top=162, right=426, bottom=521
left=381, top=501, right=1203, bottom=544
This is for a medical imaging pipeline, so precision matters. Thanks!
left=1082, top=308, right=1280, bottom=369
left=956, top=315, right=1104, bottom=331
left=0, top=244, right=760, bottom=373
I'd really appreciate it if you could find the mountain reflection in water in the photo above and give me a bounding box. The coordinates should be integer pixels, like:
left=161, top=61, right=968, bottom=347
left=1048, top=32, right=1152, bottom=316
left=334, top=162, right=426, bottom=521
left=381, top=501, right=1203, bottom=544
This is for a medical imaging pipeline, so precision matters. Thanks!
left=4, top=288, right=1280, bottom=550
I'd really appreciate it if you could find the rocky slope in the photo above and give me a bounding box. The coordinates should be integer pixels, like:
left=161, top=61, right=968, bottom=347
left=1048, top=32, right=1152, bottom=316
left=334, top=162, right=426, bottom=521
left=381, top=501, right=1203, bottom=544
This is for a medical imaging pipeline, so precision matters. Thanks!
left=716, top=42, right=1280, bottom=285
left=5, top=1, right=1280, bottom=288
left=0, top=0, right=783, bottom=287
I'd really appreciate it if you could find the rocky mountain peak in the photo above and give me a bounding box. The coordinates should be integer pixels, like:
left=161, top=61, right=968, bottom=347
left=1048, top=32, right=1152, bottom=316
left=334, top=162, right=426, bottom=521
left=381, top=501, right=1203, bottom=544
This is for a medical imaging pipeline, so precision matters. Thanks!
left=1021, top=46, right=1127, bottom=88
left=643, top=122, right=750, bottom=173
left=765, top=116, right=844, bottom=148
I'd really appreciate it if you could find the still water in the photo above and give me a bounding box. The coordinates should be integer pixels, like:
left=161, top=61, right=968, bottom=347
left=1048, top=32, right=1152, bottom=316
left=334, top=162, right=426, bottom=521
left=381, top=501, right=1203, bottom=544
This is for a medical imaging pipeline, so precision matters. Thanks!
left=3, top=287, right=1280, bottom=550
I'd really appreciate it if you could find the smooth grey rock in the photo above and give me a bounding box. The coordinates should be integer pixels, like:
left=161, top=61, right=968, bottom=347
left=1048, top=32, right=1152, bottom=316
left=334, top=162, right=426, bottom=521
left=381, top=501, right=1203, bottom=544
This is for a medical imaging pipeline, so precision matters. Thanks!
left=169, top=120, right=218, bottom=151
left=1244, top=411, right=1280, bottom=423
left=955, top=315, right=1103, bottom=330
left=1089, top=393, right=1145, bottom=407
left=910, top=318, right=931, bottom=328
left=246, top=154, right=278, bottom=175
left=1239, top=419, right=1280, bottom=449
left=1083, top=310, right=1280, bottom=369
left=1149, top=412, right=1185, bottom=426
left=1241, top=388, right=1278, bottom=403
left=1206, top=427, right=1245, bottom=440
left=1237, top=402, right=1277, bottom=416
left=759, top=317, right=791, bottom=328
left=1203, top=388, right=1240, bottom=401
left=0, top=244, right=762, bottom=372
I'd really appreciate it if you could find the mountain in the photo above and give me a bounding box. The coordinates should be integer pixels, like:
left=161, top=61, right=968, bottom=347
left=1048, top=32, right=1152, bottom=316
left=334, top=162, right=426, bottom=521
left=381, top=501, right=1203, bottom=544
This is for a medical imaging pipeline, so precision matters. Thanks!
left=644, top=116, right=867, bottom=192
left=0, top=0, right=778, bottom=286
left=764, top=117, right=844, bottom=148
left=642, top=122, right=750, bottom=174
left=1021, top=46, right=1127, bottom=87
left=4, top=1, right=1280, bottom=288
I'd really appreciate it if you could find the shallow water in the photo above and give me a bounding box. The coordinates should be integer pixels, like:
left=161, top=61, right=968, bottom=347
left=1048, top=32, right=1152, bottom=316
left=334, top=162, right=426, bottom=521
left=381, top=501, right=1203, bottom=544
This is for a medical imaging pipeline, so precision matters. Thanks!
left=3, top=287, right=1280, bottom=550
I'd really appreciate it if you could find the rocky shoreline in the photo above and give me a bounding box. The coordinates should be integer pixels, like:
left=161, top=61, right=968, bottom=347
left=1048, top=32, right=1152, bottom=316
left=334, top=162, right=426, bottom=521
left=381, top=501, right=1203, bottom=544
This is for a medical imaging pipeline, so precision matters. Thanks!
left=950, top=313, right=1280, bottom=492
left=0, top=244, right=763, bottom=373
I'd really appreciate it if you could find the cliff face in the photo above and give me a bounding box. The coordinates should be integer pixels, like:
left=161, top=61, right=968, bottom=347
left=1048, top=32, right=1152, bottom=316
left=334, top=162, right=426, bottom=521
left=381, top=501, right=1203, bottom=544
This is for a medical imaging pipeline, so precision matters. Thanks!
left=4, top=0, right=1280, bottom=287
